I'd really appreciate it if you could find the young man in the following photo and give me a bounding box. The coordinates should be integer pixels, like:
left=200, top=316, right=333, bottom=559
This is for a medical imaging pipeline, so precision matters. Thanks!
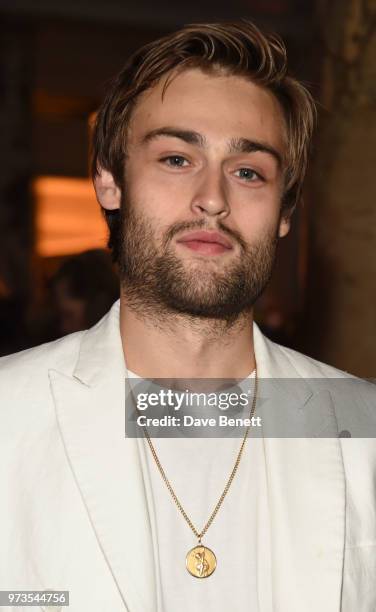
left=1, top=21, right=375, bottom=612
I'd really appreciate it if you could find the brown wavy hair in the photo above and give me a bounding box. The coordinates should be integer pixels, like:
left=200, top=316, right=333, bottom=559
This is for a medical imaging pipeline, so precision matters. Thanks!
left=91, top=21, right=316, bottom=263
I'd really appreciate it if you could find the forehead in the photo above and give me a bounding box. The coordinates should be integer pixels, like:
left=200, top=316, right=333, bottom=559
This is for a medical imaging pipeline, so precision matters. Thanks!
left=128, top=68, right=287, bottom=152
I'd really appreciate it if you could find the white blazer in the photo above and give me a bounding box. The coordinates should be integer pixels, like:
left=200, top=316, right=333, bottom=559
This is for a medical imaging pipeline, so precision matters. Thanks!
left=0, top=299, right=375, bottom=612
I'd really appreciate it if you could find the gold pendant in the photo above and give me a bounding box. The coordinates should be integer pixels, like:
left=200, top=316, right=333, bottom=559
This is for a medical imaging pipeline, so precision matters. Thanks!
left=186, top=544, right=217, bottom=578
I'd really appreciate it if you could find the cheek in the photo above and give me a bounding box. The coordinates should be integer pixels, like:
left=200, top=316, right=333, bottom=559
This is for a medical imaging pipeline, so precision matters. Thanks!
left=232, top=187, right=282, bottom=235
left=126, top=161, right=188, bottom=216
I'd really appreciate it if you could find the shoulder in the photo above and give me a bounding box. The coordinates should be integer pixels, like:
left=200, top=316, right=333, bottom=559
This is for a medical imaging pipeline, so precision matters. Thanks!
left=260, top=326, right=375, bottom=410
left=274, top=341, right=354, bottom=379
left=0, top=331, right=84, bottom=402
left=271, top=339, right=376, bottom=429
left=0, top=332, right=88, bottom=450
left=254, top=322, right=354, bottom=380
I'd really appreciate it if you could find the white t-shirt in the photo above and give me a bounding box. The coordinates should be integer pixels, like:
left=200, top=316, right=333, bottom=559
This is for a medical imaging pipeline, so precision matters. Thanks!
left=128, top=370, right=272, bottom=612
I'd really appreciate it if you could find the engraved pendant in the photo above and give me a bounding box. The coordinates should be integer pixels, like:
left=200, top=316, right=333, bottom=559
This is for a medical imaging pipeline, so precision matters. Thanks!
left=186, top=544, right=217, bottom=578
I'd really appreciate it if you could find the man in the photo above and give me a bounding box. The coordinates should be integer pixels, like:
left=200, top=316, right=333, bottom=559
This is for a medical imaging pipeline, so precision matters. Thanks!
left=1, top=21, right=375, bottom=612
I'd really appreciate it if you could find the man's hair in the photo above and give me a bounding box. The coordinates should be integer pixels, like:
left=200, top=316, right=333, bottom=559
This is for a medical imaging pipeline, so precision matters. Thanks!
left=91, top=21, right=316, bottom=263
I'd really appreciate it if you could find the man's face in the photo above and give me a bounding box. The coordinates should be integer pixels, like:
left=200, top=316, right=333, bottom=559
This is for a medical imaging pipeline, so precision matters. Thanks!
left=118, top=68, right=289, bottom=320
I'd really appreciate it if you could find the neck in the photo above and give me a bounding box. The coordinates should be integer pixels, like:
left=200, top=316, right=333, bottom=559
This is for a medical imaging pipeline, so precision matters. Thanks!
left=119, top=294, right=255, bottom=379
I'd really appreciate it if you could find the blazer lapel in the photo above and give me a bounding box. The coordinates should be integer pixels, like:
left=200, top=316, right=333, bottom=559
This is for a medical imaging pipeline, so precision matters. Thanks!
left=49, top=302, right=161, bottom=612
left=253, top=325, right=346, bottom=611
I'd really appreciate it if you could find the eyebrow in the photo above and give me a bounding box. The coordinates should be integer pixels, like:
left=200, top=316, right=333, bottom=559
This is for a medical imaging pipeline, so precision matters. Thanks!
left=228, top=137, right=282, bottom=167
left=142, top=127, right=206, bottom=148
left=141, top=127, right=282, bottom=166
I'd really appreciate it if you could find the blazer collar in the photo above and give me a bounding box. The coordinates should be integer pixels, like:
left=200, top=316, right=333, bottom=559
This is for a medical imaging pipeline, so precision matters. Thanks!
left=253, top=319, right=345, bottom=610
left=71, top=299, right=314, bottom=401
left=49, top=300, right=162, bottom=612
left=72, top=299, right=125, bottom=387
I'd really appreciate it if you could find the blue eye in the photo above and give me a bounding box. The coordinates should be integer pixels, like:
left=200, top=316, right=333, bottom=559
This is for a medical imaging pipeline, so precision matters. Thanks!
left=162, top=156, right=189, bottom=167
left=235, top=168, right=261, bottom=181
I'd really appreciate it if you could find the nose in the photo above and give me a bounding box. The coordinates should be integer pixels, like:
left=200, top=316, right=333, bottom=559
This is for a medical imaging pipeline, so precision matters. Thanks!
left=190, top=166, right=230, bottom=219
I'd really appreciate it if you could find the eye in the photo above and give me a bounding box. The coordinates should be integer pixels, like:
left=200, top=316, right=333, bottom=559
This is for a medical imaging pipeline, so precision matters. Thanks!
left=234, top=168, right=263, bottom=182
left=160, top=155, right=189, bottom=168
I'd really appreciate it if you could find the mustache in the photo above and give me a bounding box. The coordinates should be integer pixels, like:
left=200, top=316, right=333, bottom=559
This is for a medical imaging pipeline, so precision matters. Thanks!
left=162, top=219, right=248, bottom=251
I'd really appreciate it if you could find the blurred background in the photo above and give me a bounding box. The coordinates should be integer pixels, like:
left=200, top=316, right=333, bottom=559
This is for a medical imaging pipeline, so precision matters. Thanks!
left=0, top=0, right=375, bottom=377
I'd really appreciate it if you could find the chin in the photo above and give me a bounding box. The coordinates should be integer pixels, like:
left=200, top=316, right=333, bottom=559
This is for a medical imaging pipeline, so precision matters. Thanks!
left=180, top=254, right=233, bottom=274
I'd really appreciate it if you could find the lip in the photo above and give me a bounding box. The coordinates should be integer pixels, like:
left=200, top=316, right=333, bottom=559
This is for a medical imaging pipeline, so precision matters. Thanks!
left=176, top=231, right=233, bottom=249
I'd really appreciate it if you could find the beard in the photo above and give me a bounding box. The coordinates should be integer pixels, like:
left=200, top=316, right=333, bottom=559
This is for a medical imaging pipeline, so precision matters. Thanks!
left=118, top=199, right=279, bottom=323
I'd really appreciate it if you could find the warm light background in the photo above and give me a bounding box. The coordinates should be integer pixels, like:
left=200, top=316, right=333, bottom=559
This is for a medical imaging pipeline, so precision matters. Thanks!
left=34, top=176, right=107, bottom=257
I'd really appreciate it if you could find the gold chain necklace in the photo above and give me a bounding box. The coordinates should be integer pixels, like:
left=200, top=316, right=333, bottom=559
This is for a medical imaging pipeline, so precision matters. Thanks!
left=132, top=367, right=258, bottom=578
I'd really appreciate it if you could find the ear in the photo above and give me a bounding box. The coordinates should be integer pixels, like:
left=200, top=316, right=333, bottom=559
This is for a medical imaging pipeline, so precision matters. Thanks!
left=93, top=167, right=121, bottom=210
left=278, top=214, right=291, bottom=238
left=278, top=202, right=295, bottom=238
